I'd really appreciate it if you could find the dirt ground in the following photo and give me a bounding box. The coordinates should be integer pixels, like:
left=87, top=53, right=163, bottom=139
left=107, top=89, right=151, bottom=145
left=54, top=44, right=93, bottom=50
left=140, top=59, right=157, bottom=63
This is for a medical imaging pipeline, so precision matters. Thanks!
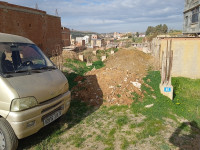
left=72, top=48, right=155, bottom=106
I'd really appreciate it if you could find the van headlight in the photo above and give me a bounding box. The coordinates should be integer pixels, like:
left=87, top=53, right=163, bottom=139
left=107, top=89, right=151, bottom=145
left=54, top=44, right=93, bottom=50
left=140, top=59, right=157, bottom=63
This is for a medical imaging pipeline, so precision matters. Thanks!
left=63, top=82, right=69, bottom=93
left=11, top=97, right=38, bottom=112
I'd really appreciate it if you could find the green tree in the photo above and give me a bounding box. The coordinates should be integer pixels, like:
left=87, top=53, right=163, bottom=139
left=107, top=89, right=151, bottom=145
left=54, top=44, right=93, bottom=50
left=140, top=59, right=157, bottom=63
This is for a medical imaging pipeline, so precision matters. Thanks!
left=145, top=26, right=154, bottom=35
left=127, top=33, right=133, bottom=38
left=155, top=24, right=162, bottom=34
left=136, top=32, right=139, bottom=37
left=162, top=24, right=168, bottom=33
left=145, top=24, right=168, bottom=36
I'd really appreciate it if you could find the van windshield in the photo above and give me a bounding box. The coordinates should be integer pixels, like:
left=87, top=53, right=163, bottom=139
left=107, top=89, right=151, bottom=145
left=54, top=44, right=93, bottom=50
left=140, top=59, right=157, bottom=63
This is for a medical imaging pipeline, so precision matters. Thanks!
left=0, top=43, right=56, bottom=76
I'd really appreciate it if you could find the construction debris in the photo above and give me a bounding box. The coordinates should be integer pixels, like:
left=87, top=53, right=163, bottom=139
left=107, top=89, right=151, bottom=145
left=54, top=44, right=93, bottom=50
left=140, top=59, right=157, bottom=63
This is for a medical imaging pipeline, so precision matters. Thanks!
left=145, top=104, right=154, bottom=108
left=72, top=48, right=155, bottom=106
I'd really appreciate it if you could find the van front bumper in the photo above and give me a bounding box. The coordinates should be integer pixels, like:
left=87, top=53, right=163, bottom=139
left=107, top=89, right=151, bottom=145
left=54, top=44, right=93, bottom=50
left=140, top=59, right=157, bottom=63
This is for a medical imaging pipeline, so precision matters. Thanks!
left=6, top=91, right=71, bottom=139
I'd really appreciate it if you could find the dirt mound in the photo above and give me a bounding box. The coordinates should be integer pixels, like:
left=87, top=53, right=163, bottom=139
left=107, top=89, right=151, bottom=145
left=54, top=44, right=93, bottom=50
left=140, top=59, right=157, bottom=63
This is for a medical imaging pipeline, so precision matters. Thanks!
left=72, top=48, right=155, bottom=106
left=62, top=50, right=78, bottom=60
left=105, top=47, right=153, bottom=75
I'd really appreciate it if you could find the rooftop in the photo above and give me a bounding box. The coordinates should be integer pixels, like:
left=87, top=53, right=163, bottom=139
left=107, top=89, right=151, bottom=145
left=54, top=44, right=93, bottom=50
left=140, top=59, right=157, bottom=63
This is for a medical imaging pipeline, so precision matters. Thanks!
left=0, top=33, right=34, bottom=44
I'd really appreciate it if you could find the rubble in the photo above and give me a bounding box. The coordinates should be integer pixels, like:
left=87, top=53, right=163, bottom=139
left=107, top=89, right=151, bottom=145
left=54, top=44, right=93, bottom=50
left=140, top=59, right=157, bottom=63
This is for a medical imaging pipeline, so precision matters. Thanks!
left=130, top=81, right=142, bottom=89
left=72, top=48, right=155, bottom=106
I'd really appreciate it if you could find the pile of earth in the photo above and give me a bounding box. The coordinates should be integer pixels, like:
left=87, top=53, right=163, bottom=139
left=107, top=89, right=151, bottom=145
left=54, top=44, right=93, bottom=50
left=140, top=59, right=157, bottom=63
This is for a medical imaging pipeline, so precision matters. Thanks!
left=72, top=48, right=155, bottom=106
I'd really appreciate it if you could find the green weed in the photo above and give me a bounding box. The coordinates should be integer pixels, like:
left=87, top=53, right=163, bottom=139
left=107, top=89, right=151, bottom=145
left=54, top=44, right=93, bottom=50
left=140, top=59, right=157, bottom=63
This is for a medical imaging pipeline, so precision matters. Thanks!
left=64, top=59, right=105, bottom=76
left=121, top=138, right=129, bottom=150
left=116, top=115, right=129, bottom=127
left=117, top=94, right=121, bottom=98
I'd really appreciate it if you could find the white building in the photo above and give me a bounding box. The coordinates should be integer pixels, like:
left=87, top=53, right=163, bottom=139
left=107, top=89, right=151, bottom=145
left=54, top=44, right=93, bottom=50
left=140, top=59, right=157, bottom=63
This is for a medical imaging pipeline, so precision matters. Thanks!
left=83, top=35, right=90, bottom=44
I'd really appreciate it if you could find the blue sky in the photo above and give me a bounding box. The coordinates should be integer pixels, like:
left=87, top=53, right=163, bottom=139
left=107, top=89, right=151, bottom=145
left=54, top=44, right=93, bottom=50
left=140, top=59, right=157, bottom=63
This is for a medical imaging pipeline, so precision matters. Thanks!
left=2, top=0, right=184, bottom=33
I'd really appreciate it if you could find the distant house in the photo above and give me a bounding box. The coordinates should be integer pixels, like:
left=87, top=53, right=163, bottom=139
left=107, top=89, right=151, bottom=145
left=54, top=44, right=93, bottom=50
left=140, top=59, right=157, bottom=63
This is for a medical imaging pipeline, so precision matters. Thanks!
left=91, top=39, right=103, bottom=48
left=114, top=32, right=121, bottom=39
left=91, top=34, right=98, bottom=39
left=139, top=34, right=145, bottom=37
left=83, top=35, right=90, bottom=44
left=183, top=0, right=200, bottom=34
left=76, top=37, right=85, bottom=46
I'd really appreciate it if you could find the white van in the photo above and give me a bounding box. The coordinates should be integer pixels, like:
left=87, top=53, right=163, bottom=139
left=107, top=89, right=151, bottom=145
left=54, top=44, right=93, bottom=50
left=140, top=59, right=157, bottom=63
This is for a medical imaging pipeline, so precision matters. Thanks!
left=0, top=33, right=71, bottom=150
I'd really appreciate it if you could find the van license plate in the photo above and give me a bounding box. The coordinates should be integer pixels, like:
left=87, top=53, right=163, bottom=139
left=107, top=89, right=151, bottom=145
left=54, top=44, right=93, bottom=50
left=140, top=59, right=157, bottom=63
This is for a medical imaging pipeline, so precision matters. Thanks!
left=43, top=110, right=62, bottom=126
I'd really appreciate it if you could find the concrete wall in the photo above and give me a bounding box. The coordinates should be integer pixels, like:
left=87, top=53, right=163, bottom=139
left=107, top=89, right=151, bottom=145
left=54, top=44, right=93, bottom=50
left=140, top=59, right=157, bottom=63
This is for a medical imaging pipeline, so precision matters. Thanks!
left=152, top=37, right=200, bottom=79
left=0, top=1, right=62, bottom=56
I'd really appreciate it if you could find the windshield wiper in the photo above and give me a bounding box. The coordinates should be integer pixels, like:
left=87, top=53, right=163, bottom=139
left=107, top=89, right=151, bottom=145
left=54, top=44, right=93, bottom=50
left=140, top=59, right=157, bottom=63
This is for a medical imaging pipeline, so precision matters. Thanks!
left=15, top=70, right=29, bottom=73
left=32, top=66, right=57, bottom=70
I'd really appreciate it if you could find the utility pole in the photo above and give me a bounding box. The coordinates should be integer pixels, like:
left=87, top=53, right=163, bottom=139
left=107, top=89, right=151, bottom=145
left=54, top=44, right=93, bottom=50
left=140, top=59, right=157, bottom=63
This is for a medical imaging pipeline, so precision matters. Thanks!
left=35, top=3, right=39, bottom=9
left=55, top=9, right=59, bottom=16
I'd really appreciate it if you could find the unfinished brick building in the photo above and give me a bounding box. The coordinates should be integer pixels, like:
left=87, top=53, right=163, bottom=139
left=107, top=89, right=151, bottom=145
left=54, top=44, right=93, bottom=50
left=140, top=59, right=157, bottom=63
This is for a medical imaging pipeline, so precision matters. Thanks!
left=0, top=1, right=62, bottom=56
left=61, top=27, right=70, bottom=47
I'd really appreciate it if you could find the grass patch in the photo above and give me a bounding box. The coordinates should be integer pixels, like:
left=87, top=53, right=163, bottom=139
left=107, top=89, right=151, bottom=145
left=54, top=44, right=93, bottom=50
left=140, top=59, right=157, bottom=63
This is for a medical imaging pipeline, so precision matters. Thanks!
left=130, top=71, right=200, bottom=140
left=63, top=58, right=105, bottom=89
left=131, top=92, right=140, bottom=102
left=116, top=115, right=129, bottom=127
left=121, top=138, right=129, bottom=150
left=18, top=70, right=200, bottom=149
left=64, top=58, right=105, bottom=76
left=96, top=135, right=104, bottom=141
left=92, top=60, right=105, bottom=69
left=136, top=119, right=165, bottom=140
left=96, top=48, right=119, bottom=60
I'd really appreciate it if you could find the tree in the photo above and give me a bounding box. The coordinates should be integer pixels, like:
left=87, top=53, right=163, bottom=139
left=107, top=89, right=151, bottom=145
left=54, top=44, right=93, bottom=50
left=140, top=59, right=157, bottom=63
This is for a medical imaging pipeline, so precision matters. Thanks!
left=155, top=24, right=162, bottom=34
left=136, top=32, right=139, bottom=37
left=145, top=26, right=154, bottom=36
left=162, top=24, right=168, bottom=34
left=127, top=33, right=133, bottom=38
left=145, top=24, right=168, bottom=36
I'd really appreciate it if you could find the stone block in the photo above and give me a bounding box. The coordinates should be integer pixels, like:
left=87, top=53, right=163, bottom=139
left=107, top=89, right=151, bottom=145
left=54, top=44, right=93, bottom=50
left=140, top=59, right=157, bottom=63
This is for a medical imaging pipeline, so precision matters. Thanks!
left=111, top=50, right=114, bottom=54
left=92, top=51, right=97, bottom=55
left=102, top=56, right=106, bottom=61
left=79, top=55, right=84, bottom=61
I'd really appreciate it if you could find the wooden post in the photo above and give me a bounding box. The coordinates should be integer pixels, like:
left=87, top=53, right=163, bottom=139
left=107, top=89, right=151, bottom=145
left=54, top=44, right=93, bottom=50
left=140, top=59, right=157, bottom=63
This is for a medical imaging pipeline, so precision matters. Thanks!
left=160, top=39, right=174, bottom=100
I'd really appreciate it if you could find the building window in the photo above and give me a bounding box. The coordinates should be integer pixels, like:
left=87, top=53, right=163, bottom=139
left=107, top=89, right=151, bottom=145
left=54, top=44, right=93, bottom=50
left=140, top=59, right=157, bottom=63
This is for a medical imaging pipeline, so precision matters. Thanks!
left=185, top=16, right=188, bottom=26
left=192, top=7, right=199, bottom=23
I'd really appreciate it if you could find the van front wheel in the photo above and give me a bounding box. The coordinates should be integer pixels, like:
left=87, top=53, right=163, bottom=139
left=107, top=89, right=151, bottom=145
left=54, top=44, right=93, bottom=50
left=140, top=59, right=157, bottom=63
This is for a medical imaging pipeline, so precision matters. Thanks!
left=0, top=118, right=18, bottom=150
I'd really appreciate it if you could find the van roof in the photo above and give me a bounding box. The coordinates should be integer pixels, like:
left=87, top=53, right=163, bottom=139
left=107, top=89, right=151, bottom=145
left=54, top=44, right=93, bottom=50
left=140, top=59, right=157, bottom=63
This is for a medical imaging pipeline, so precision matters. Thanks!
left=0, top=33, right=34, bottom=44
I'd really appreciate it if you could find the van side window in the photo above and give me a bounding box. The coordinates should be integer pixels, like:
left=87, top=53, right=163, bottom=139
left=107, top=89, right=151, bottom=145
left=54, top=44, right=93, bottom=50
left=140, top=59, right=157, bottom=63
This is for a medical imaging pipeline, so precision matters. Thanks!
left=1, top=53, right=14, bottom=72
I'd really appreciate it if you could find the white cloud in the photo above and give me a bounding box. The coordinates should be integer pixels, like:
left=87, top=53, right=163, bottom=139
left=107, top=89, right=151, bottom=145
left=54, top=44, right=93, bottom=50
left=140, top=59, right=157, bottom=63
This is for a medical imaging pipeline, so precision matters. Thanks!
left=2, top=0, right=184, bottom=32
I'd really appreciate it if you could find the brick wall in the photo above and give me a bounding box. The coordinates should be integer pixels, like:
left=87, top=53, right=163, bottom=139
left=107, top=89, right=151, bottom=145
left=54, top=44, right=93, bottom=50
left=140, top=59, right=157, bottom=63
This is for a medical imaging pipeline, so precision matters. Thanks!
left=61, top=27, right=70, bottom=47
left=0, top=1, right=62, bottom=57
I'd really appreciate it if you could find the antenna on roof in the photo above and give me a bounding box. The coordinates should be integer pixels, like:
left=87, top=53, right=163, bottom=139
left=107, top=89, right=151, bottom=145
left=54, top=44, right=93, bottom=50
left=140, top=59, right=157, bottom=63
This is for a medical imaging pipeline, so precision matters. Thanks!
left=35, top=3, right=39, bottom=9
left=55, top=9, right=59, bottom=16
